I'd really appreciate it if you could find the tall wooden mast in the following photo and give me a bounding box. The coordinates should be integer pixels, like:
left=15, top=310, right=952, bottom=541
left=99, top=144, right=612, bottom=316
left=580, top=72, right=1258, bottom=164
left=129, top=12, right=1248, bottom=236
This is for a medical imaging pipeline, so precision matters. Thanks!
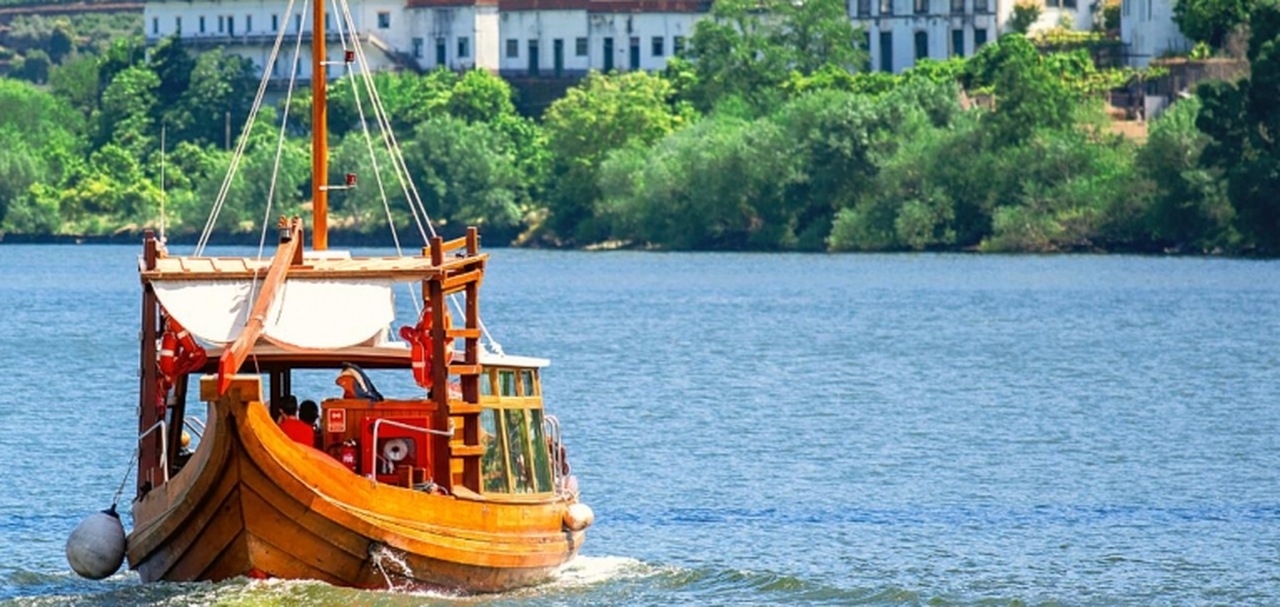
left=311, top=0, right=328, bottom=250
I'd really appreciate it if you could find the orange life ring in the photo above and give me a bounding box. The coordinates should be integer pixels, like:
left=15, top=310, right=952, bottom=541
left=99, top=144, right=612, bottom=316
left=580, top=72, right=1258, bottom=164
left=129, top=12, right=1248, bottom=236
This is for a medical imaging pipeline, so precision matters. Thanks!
left=156, top=316, right=208, bottom=416
left=398, top=306, right=454, bottom=390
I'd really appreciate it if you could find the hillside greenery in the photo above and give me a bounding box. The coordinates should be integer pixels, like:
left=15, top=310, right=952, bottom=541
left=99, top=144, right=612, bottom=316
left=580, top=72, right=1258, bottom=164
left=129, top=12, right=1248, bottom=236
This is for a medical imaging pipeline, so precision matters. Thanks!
left=1, top=0, right=1278, bottom=254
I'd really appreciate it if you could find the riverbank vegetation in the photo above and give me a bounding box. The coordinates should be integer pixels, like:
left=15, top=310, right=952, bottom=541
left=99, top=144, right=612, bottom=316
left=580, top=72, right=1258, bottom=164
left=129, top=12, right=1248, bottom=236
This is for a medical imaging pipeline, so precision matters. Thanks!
left=1, top=0, right=1278, bottom=253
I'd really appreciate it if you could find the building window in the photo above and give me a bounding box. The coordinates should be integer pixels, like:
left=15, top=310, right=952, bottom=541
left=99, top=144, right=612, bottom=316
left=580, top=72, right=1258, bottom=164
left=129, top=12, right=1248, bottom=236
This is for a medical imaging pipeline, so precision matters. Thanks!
left=295, top=14, right=302, bottom=32
left=227, top=16, right=234, bottom=35
left=914, top=0, right=928, bottom=13
left=377, top=11, right=390, bottom=28
left=652, top=36, right=664, bottom=57
left=199, top=15, right=206, bottom=33
left=879, top=31, right=892, bottom=72
left=951, top=0, right=964, bottom=12
left=506, top=38, right=519, bottom=58
left=272, top=14, right=278, bottom=31
left=858, top=0, right=872, bottom=15
left=880, top=0, right=894, bottom=15
left=459, top=36, right=471, bottom=58
left=862, top=31, right=872, bottom=70
left=1066, top=0, right=1078, bottom=7
left=1122, top=0, right=1130, bottom=15
left=152, top=17, right=159, bottom=34
left=218, top=15, right=225, bottom=33
left=575, top=37, right=588, bottom=56
left=246, top=15, right=252, bottom=33
left=974, top=0, right=988, bottom=10
left=951, top=28, right=964, bottom=57
left=914, top=31, right=928, bottom=60
left=175, top=16, right=182, bottom=34
left=673, top=35, right=686, bottom=55
left=974, top=28, right=988, bottom=48
left=413, top=37, right=423, bottom=58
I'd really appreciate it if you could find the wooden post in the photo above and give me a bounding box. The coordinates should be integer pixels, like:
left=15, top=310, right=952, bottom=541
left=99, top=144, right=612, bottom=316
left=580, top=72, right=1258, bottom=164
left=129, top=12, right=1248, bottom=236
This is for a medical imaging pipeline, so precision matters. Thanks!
left=138, top=231, right=159, bottom=495
left=462, top=228, right=481, bottom=489
left=428, top=236, right=451, bottom=488
left=311, top=3, right=328, bottom=251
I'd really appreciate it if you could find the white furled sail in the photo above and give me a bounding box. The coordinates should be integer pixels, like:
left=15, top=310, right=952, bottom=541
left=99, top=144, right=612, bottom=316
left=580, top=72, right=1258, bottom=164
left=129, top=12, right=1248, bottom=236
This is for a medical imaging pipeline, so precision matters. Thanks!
left=152, top=278, right=395, bottom=350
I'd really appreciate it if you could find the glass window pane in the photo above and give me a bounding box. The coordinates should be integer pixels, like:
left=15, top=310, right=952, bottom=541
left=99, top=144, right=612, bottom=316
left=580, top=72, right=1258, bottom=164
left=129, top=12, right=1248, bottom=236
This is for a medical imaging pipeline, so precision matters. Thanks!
left=520, top=370, right=535, bottom=397
left=480, top=371, right=493, bottom=396
left=481, top=408, right=508, bottom=493
left=503, top=409, right=534, bottom=493
left=529, top=409, right=553, bottom=492
left=499, top=370, right=517, bottom=396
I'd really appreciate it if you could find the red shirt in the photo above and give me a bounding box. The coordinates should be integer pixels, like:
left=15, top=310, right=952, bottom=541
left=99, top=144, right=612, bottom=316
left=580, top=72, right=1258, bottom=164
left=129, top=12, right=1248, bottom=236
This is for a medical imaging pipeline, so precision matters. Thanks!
left=280, top=417, right=315, bottom=447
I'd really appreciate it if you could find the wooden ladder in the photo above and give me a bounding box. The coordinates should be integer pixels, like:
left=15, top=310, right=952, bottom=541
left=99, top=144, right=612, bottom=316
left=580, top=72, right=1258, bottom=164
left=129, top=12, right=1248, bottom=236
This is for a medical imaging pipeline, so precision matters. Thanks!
left=427, top=227, right=486, bottom=492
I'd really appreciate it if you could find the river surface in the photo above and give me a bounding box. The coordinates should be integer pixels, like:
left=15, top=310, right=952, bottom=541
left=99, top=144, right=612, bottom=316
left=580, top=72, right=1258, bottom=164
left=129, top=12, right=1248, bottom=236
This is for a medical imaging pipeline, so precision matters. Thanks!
left=0, top=245, right=1278, bottom=606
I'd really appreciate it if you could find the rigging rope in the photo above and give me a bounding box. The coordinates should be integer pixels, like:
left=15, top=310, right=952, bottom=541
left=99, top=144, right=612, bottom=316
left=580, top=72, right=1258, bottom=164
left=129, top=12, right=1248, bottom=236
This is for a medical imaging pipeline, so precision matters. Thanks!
left=195, top=0, right=301, bottom=256
left=111, top=448, right=139, bottom=509
left=256, top=4, right=310, bottom=261
left=333, top=0, right=505, bottom=353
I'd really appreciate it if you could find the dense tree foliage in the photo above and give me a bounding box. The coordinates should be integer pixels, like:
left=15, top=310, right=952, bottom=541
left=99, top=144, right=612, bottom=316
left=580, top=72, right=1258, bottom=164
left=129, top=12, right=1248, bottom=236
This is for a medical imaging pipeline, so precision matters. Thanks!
left=1174, top=0, right=1254, bottom=48
left=0, top=2, right=1276, bottom=255
left=1195, top=0, right=1280, bottom=251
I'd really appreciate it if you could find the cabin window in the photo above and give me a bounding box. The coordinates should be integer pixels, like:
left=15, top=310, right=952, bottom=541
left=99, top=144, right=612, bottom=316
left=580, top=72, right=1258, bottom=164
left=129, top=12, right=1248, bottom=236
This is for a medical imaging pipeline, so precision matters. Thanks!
left=480, top=370, right=494, bottom=396
left=499, top=370, right=517, bottom=396
left=520, top=370, right=536, bottom=397
left=504, top=409, right=533, bottom=492
left=481, top=408, right=510, bottom=492
left=377, top=11, right=391, bottom=28
left=480, top=405, right=553, bottom=494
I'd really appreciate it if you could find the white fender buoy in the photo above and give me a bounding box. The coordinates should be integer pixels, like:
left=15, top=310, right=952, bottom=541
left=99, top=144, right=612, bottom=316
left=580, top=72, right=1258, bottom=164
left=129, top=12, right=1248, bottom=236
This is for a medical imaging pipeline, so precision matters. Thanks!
left=563, top=502, right=595, bottom=531
left=66, top=505, right=126, bottom=580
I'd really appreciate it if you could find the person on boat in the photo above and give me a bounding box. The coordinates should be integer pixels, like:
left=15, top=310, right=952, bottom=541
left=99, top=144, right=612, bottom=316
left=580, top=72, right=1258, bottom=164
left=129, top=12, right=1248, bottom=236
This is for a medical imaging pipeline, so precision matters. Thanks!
left=277, top=399, right=316, bottom=446
left=335, top=363, right=383, bottom=401
left=272, top=395, right=298, bottom=424
left=299, top=399, right=321, bottom=448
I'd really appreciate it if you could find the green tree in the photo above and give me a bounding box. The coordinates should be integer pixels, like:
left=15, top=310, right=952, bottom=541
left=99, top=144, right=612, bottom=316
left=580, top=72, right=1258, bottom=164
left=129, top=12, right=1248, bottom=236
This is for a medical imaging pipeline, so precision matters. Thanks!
left=684, top=0, right=865, bottom=112
left=1174, top=0, right=1254, bottom=48
left=1135, top=97, right=1235, bottom=250
left=18, top=49, right=52, bottom=84
left=542, top=70, right=691, bottom=244
left=168, top=48, right=255, bottom=147
left=402, top=116, right=528, bottom=239
left=1196, top=0, right=1280, bottom=250
left=97, top=65, right=159, bottom=158
left=968, top=35, right=1077, bottom=145
left=49, top=55, right=101, bottom=119
left=49, top=21, right=74, bottom=64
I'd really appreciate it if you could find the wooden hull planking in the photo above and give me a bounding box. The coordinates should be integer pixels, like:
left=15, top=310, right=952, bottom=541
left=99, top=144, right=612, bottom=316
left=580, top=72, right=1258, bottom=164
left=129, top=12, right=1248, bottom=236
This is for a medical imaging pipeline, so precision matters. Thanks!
left=127, top=393, right=582, bottom=592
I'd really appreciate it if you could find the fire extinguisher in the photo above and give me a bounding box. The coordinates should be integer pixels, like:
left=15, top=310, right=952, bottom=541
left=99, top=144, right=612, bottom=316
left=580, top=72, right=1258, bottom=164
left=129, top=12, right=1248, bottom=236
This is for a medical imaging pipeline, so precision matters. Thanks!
left=339, top=440, right=358, bottom=473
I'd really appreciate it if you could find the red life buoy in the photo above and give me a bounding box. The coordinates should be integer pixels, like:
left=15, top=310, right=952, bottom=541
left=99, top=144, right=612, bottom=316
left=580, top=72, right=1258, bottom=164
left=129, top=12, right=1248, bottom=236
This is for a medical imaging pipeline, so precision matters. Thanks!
left=398, top=306, right=454, bottom=390
left=156, top=316, right=208, bottom=416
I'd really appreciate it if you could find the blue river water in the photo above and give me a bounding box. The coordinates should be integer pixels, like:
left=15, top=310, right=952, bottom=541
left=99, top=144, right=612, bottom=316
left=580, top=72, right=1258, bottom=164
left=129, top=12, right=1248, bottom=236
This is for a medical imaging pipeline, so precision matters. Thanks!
left=0, top=245, right=1278, bottom=606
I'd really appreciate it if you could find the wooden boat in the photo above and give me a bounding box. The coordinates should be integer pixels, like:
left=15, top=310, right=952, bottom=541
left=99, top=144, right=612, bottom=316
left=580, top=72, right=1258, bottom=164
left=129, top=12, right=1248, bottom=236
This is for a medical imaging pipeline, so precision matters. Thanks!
left=123, top=0, right=590, bottom=592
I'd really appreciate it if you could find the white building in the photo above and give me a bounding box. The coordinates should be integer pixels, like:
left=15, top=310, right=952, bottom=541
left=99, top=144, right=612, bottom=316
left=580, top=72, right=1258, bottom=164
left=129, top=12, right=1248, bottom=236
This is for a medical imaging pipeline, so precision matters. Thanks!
left=1120, top=0, right=1189, bottom=66
left=145, top=0, right=1112, bottom=79
left=854, top=0, right=1002, bottom=74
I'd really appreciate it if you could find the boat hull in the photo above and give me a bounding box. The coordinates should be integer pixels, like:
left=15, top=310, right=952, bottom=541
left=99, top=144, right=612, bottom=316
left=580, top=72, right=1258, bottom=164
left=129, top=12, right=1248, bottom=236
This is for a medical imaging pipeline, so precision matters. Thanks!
left=126, top=394, right=583, bottom=592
